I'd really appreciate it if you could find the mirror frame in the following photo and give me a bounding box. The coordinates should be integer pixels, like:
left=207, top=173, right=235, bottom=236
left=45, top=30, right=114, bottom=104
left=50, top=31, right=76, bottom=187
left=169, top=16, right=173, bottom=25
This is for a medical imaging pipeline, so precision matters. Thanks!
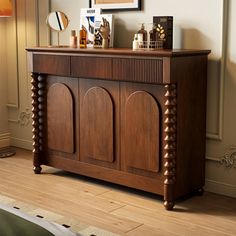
left=46, top=11, right=69, bottom=32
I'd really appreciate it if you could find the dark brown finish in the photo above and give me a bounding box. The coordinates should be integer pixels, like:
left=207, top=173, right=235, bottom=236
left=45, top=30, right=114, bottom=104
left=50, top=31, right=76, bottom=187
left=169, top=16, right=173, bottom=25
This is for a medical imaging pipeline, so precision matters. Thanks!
left=163, top=84, right=177, bottom=210
left=31, top=72, right=40, bottom=168
left=27, top=47, right=210, bottom=210
left=46, top=75, right=80, bottom=161
left=80, top=78, right=120, bottom=169
left=123, top=90, right=160, bottom=172
left=153, top=16, right=173, bottom=49
left=81, top=84, right=114, bottom=162
left=120, top=82, right=166, bottom=179
left=33, top=54, right=70, bottom=76
left=71, top=56, right=112, bottom=79
left=27, top=47, right=210, bottom=57
left=47, top=83, right=74, bottom=153
left=31, top=73, right=45, bottom=174
left=113, top=58, right=163, bottom=83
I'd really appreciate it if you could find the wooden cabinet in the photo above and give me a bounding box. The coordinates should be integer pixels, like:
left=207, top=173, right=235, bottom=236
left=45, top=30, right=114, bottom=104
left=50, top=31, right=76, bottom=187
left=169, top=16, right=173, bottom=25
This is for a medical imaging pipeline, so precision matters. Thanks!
left=27, top=47, right=210, bottom=210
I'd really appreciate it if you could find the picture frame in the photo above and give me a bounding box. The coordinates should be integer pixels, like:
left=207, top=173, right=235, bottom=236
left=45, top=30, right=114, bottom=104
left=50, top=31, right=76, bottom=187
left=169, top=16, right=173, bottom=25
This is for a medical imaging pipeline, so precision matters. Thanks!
left=89, top=0, right=141, bottom=11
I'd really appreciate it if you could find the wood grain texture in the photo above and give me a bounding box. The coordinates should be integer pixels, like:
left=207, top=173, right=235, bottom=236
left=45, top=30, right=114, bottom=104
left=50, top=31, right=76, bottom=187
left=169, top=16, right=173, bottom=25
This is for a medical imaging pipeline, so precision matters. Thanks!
left=113, top=58, right=163, bottom=83
left=47, top=83, right=74, bottom=153
left=71, top=56, right=112, bottom=79
left=81, top=86, right=114, bottom=162
left=1, top=149, right=236, bottom=236
left=33, top=54, right=70, bottom=76
left=80, top=78, right=120, bottom=169
left=121, top=82, right=165, bottom=180
left=171, top=56, right=208, bottom=198
left=27, top=47, right=211, bottom=58
left=123, top=91, right=160, bottom=172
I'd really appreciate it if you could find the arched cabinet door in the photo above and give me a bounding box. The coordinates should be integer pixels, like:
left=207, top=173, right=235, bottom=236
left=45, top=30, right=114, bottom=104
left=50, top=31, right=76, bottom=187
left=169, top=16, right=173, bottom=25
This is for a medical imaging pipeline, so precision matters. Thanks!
left=121, top=82, right=165, bottom=177
left=80, top=79, right=120, bottom=169
left=47, top=82, right=74, bottom=153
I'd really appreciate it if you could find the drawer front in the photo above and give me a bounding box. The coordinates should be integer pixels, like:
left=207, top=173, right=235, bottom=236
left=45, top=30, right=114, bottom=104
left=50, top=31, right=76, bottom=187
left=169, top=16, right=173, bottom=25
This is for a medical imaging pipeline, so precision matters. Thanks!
left=71, top=56, right=112, bottom=79
left=33, top=54, right=70, bottom=76
left=113, top=58, right=163, bottom=84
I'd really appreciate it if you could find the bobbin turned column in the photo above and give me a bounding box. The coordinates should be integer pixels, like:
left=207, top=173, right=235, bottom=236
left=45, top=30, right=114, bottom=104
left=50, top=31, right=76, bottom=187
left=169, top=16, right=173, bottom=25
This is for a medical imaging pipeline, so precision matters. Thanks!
left=31, top=73, right=45, bottom=174
left=163, top=84, right=177, bottom=210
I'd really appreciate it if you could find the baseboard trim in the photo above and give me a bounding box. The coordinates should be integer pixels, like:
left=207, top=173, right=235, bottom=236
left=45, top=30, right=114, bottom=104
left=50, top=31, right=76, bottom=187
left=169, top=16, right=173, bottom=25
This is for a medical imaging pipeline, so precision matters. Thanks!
left=10, top=137, right=32, bottom=150
left=205, top=179, right=236, bottom=198
left=0, top=133, right=11, bottom=148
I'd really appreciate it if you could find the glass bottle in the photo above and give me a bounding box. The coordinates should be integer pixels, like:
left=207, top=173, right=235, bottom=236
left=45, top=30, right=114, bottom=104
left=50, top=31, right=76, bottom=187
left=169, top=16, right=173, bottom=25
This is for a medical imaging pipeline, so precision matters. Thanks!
left=79, top=25, right=87, bottom=48
left=137, top=23, right=147, bottom=48
left=149, top=23, right=157, bottom=48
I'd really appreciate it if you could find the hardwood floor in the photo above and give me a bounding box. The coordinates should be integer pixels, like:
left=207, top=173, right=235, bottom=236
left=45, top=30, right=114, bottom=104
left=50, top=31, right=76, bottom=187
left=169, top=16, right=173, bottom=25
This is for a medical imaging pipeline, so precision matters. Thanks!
left=0, top=148, right=236, bottom=235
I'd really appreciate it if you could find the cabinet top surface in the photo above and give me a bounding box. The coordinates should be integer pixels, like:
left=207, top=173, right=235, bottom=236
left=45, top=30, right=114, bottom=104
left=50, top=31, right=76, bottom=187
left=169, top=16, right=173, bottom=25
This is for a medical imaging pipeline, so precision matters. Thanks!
left=26, top=47, right=210, bottom=57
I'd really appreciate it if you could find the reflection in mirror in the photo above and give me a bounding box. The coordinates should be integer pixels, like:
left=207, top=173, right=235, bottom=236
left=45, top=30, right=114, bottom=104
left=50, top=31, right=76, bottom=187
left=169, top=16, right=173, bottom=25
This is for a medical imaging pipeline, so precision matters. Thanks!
left=46, top=11, right=69, bottom=46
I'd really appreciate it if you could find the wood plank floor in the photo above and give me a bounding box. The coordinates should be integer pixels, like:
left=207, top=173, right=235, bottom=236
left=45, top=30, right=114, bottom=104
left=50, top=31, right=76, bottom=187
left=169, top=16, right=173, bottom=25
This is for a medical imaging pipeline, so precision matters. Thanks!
left=0, top=148, right=236, bottom=236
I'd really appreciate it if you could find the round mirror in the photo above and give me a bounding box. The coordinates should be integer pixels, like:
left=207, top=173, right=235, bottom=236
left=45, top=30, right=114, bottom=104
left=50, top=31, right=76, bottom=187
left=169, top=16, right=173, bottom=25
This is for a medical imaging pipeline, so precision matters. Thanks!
left=46, top=11, right=69, bottom=31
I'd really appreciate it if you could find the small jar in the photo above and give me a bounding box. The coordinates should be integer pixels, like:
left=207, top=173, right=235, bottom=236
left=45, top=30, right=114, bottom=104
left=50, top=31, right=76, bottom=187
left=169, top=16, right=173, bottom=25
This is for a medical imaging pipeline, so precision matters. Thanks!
left=132, top=34, right=139, bottom=50
left=70, top=30, right=78, bottom=48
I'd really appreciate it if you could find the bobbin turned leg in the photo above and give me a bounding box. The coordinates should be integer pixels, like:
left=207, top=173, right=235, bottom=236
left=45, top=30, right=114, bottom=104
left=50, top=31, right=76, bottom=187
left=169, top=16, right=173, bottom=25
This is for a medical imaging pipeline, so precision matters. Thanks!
left=163, top=84, right=177, bottom=210
left=33, top=166, right=42, bottom=174
left=31, top=73, right=45, bottom=174
left=164, top=176, right=175, bottom=210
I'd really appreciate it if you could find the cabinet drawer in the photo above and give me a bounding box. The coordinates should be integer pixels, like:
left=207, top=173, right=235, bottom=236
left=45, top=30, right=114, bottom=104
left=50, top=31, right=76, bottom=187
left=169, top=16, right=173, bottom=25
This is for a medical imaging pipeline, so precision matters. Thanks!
left=113, top=58, right=163, bottom=84
left=33, top=54, right=70, bottom=76
left=71, top=56, right=112, bottom=79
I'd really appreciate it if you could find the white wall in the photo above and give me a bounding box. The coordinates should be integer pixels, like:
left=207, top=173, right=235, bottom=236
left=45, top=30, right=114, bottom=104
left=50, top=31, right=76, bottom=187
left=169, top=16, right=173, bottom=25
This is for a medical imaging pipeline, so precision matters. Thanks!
left=50, top=0, right=222, bottom=54
left=0, top=19, right=10, bottom=148
left=205, top=0, right=236, bottom=197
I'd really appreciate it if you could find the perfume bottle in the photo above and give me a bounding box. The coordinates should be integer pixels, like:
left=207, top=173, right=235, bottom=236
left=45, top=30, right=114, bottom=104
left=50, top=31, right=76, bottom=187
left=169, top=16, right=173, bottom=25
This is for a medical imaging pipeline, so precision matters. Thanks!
left=137, top=23, right=147, bottom=48
left=79, top=25, right=87, bottom=48
left=70, top=30, right=78, bottom=48
left=149, top=23, right=157, bottom=48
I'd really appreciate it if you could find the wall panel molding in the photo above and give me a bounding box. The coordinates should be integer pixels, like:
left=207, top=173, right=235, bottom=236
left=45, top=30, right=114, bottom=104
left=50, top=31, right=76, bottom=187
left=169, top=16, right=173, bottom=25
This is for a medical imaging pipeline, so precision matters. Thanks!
left=7, top=0, right=50, bottom=149
left=6, top=0, right=19, bottom=108
left=38, top=0, right=51, bottom=46
left=206, top=0, right=229, bottom=141
left=8, top=109, right=31, bottom=126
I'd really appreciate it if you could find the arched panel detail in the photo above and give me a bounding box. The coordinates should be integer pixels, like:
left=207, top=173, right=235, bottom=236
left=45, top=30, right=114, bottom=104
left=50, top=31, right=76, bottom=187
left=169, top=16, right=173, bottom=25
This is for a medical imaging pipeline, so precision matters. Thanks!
left=47, top=83, right=74, bottom=153
left=125, top=91, right=160, bottom=172
left=81, top=86, right=114, bottom=162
